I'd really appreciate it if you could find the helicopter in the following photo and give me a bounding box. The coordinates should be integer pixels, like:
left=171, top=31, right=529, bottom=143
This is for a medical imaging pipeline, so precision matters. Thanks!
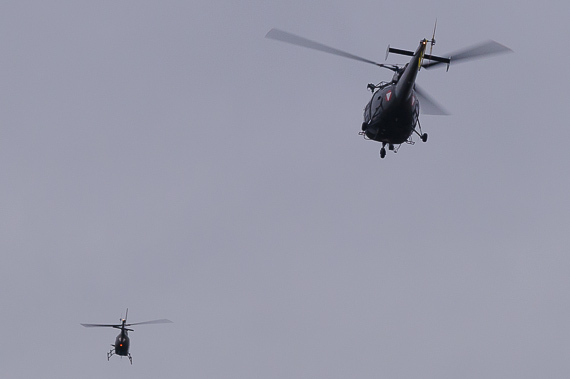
left=81, top=309, right=172, bottom=364
left=265, top=25, right=511, bottom=158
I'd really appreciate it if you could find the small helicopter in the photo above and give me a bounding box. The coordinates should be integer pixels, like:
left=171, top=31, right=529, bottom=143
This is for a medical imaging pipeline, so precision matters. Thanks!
left=81, top=309, right=172, bottom=364
left=266, top=24, right=511, bottom=158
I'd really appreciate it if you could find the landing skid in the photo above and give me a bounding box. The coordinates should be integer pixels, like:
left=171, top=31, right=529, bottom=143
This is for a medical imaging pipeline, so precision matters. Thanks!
left=108, top=347, right=133, bottom=364
left=359, top=123, right=425, bottom=159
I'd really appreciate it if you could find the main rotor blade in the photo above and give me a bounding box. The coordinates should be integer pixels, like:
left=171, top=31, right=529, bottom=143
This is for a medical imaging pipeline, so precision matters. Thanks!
left=266, top=28, right=390, bottom=69
left=126, top=319, right=173, bottom=327
left=414, top=85, right=449, bottom=115
left=423, top=40, right=512, bottom=69
left=81, top=323, right=121, bottom=328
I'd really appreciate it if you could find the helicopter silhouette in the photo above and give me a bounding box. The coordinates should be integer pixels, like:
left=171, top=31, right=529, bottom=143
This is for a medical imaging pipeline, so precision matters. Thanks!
left=81, top=309, right=172, bottom=364
left=266, top=24, right=511, bottom=158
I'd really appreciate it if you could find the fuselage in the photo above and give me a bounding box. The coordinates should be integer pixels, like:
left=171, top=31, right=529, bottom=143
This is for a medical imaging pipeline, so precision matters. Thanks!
left=362, top=39, right=427, bottom=144
left=114, top=329, right=130, bottom=356
left=363, top=83, right=420, bottom=144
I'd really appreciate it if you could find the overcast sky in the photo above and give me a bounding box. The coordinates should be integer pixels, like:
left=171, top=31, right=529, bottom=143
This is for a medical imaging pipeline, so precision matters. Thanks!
left=1, top=1, right=569, bottom=378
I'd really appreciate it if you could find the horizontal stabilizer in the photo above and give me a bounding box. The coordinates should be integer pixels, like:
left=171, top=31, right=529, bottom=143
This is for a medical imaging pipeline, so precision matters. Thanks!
left=386, top=46, right=451, bottom=67
left=422, top=54, right=451, bottom=65
left=387, top=46, right=414, bottom=58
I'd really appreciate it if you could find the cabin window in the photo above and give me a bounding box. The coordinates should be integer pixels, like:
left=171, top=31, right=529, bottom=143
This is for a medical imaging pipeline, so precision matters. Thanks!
left=363, top=102, right=371, bottom=122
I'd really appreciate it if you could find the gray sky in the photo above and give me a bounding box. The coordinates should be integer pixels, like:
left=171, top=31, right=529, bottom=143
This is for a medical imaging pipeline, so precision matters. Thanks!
left=1, top=1, right=569, bottom=378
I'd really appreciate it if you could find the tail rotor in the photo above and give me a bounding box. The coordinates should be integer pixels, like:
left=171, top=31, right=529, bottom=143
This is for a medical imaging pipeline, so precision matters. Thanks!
left=119, top=308, right=128, bottom=324
left=428, top=19, right=437, bottom=63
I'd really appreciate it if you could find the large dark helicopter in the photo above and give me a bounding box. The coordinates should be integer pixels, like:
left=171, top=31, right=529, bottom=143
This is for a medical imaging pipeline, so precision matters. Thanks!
left=266, top=25, right=511, bottom=158
left=81, top=309, right=172, bottom=364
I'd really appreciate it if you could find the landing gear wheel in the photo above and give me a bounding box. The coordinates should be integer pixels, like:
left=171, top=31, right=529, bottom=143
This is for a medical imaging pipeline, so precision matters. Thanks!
left=380, top=147, right=386, bottom=159
left=421, top=133, right=428, bottom=142
left=388, top=144, right=394, bottom=151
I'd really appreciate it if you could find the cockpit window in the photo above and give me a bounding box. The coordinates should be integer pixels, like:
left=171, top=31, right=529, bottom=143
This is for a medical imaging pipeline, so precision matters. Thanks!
left=363, top=101, right=371, bottom=122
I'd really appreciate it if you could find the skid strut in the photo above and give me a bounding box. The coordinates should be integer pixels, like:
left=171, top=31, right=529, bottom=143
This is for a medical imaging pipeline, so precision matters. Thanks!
left=107, top=347, right=132, bottom=364
left=413, top=117, right=428, bottom=142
